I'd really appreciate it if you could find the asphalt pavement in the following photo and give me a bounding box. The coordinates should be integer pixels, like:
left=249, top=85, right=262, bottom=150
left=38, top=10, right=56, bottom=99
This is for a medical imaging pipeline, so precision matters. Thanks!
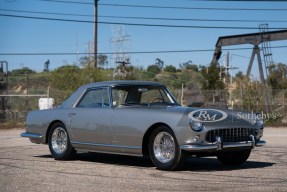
left=0, top=127, right=286, bottom=192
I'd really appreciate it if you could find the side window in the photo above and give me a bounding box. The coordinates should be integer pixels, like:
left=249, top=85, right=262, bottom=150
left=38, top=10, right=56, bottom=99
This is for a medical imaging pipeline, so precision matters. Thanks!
left=77, top=88, right=110, bottom=108
left=112, top=88, right=128, bottom=107
left=140, top=89, right=169, bottom=103
left=141, top=89, right=160, bottom=103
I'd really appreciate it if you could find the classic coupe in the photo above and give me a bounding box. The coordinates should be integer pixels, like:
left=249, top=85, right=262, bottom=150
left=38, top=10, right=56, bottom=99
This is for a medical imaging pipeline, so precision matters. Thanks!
left=21, top=81, right=266, bottom=170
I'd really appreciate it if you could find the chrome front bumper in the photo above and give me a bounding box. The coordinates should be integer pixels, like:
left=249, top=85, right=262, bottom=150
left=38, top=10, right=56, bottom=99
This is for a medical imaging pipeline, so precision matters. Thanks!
left=181, top=135, right=266, bottom=152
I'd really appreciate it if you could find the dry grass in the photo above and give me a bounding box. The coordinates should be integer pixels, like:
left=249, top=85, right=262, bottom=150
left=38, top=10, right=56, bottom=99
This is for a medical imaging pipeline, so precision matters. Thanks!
left=0, top=122, right=25, bottom=129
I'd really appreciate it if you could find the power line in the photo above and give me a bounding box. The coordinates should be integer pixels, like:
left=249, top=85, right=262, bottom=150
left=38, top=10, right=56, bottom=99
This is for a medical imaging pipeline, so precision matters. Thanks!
left=1, top=45, right=287, bottom=56
left=185, top=0, right=287, bottom=1
left=0, top=8, right=94, bottom=18
left=99, top=3, right=287, bottom=11
left=1, top=8, right=287, bottom=23
left=1, top=13, right=287, bottom=30
left=37, top=0, right=93, bottom=5
left=99, top=16, right=287, bottom=24
left=35, top=0, right=287, bottom=11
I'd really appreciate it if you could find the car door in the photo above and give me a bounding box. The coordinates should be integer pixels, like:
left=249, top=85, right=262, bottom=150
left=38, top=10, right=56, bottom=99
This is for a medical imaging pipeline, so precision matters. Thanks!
left=69, top=87, right=112, bottom=148
left=108, top=86, right=144, bottom=155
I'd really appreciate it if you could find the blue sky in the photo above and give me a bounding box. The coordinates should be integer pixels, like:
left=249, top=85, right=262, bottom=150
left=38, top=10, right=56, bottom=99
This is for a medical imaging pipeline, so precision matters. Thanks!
left=1, top=0, right=287, bottom=80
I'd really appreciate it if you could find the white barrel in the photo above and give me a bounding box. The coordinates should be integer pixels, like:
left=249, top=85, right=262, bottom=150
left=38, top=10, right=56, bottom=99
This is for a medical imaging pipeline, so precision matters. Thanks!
left=39, top=98, right=54, bottom=110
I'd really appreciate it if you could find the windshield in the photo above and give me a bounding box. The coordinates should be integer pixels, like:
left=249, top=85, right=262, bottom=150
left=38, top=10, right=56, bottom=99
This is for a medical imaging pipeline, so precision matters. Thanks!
left=111, top=85, right=179, bottom=107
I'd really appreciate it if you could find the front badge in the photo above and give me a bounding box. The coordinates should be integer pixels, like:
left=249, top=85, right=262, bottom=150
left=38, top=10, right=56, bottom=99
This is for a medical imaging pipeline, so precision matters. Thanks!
left=188, top=109, right=228, bottom=122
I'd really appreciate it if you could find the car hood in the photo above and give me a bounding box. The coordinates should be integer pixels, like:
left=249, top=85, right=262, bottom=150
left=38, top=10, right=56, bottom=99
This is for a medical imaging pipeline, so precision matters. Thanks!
left=119, top=104, right=261, bottom=128
left=146, top=105, right=263, bottom=129
left=187, top=107, right=262, bottom=128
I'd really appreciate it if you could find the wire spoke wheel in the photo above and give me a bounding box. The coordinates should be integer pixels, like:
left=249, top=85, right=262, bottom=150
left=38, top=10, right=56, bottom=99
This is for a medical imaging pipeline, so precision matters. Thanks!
left=51, top=127, right=68, bottom=154
left=153, top=132, right=175, bottom=163
left=48, top=122, right=75, bottom=160
left=149, top=126, right=185, bottom=170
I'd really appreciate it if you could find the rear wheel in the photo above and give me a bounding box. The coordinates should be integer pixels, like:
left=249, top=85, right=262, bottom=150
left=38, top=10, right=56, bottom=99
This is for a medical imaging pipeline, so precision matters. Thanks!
left=148, top=126, right=185, bottom=170
left=217, top=149, right=251, bottom=166
left=48, top=122, right=75, bottom=160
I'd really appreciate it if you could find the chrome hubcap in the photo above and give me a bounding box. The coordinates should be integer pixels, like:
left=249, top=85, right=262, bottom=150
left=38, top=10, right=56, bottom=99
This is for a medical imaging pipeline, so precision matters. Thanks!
left=51, top=127, right=68, bottom=154
left=153, top=132, right=175, bottom=163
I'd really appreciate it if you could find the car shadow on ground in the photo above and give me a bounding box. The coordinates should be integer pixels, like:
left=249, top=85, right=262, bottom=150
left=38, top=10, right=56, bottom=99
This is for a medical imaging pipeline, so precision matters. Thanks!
left=183, top=157, right=275, bottom=172
left=35, top=152, right=275, bottom=171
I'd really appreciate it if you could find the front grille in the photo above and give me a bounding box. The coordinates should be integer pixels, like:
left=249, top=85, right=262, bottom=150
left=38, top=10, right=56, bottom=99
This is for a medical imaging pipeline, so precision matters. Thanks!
left=206, top=128, right=257, bottom=143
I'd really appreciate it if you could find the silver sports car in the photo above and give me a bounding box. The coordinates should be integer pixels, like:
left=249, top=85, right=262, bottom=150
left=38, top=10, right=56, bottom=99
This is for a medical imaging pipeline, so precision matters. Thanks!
left=21, top=81, right=266, bottom=170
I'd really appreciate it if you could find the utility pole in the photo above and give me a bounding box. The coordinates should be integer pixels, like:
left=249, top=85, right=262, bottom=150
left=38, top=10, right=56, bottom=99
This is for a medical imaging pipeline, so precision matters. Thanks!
left=94, top=0, right=99, bottom=68
left=224, top=53, right=238, bottom=109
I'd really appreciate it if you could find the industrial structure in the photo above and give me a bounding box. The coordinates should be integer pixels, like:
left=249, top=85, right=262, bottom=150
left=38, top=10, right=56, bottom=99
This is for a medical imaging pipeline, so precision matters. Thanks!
left=211, top=27, right=287, bottom=112
left=110, top=25, right=131, bottom=78
left=212, top=28, right=287, bottom=84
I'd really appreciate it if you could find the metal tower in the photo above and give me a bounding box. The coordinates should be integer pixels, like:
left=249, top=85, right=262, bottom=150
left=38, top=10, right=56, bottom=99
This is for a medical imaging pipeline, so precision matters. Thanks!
left=110, top=25, right=131, bottom=78
left=259, top=24, right=274, bottom=77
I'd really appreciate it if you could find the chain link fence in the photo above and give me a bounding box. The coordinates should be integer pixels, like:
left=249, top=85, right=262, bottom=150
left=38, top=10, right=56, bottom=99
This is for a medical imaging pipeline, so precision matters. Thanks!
left=1, top=85, right=286, bottom=127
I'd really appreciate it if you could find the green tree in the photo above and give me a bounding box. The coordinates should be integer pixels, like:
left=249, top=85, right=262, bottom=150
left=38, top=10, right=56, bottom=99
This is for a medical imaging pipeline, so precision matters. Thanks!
left=49, top=65, right=83, bottom=91
left=201, top=62, right=225, bottom=90
left=79, top=56, right=91, bottom=67
left=164, top=65, right=177, bottom=73
left=268, top=63, right=287, bottom=89
left=11, top=67, right=36, bottom=75
left=79, top=54, right=108, bottom=68
left=97, top=54, right=108, bottom=67
left=147, top=65, right=161, bottom=74
left=235, top=71, right=244, bottom=80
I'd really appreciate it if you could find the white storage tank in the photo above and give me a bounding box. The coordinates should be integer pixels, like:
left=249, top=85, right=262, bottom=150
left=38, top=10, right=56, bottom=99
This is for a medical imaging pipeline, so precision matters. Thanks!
left=39, top=98, right=54, bottom=110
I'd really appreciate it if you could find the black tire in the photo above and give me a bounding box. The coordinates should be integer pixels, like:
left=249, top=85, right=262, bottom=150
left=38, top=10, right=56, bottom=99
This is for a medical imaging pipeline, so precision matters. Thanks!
left=48, top=122, right=76, bottom=160
left=217, top=149, right=251, bottom=166
left=148, top=126, right=185, bottom=171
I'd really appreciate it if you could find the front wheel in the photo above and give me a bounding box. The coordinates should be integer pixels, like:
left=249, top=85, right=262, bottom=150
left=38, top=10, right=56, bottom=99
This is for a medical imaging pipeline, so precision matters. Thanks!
left=148, top=126, right=185, bottom=170
left=48, top=122, right=75, bottom=160
left=217, top=149, right=251, bottom=166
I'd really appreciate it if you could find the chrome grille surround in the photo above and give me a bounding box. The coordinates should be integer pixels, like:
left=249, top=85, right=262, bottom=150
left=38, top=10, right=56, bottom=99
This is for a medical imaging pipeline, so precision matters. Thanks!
left=206, top=128, right=258, bottom=143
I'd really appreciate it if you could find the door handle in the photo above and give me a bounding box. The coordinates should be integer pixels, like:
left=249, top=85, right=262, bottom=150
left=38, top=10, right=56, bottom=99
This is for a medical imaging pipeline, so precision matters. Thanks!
left=69, top=113, right=76, bottom=117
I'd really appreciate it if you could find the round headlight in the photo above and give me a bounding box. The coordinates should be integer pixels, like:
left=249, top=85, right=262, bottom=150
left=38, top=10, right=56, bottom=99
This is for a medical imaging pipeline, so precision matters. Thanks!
left=254, top=113, right=264, bottom=128
left=255, top=118, right=264, bottom=127
left=189, top=120, right=204, bottom=132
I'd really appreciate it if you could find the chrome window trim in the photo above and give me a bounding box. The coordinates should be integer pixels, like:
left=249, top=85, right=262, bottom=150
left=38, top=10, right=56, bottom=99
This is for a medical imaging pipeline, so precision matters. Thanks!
left=73, top=86, right=112, bottom=108
left=110, top=85, right=179, bottom=107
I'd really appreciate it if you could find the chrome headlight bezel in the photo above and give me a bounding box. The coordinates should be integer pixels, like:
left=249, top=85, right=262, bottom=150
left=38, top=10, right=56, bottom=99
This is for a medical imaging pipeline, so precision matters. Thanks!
left=189, top=119, right=204, bottom=132
left=256, top=119, right=264, bottom=127
left=254, top=114, right=264, bottom=128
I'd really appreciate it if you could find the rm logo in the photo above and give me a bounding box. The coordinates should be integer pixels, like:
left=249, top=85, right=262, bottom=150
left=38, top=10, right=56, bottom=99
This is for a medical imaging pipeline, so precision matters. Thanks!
left=188, top=109, right=228, bottom=122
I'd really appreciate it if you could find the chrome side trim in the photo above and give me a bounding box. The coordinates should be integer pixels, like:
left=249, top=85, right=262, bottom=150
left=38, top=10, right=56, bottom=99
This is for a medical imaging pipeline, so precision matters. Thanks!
left=71, top=141, right=141, bottom=150
left=77, top=149, right=143, bottom=157
left=20, top=132, right=43, bottom=139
